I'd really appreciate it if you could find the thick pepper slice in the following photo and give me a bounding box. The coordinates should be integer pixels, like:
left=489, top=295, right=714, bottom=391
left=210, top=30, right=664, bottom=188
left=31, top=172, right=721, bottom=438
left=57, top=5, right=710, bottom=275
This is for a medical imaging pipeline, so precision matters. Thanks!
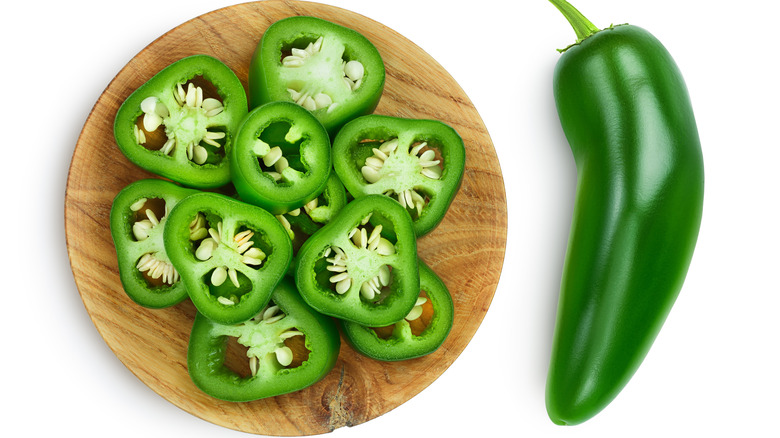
left=249, top=16, right=385, bottom=135
left=545, top=0, right=704, bottom=426
left=295, top=195, right=419, bottom=327
left=188, top=278, right=340, bottom=402
left=109, top=179, right=198, bottom=308
left=163, top=192, right=293, bottom=325
left=229, top=101, right=331, bottom=215
left=332, top=115, right=465, bottom=236
left=114, top=55, right=247, bottom=188
left=341, top=260, right=454, bottom=361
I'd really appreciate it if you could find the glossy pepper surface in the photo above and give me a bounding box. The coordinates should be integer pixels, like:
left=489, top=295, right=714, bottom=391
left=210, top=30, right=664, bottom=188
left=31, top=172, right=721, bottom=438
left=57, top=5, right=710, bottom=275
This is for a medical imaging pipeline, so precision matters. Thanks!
left=163, top=192, right=293, bottom=325
left=248, top=16, right=385, bottom=135
left=341, top=260, right=454, bottom=361
left=114, top=55, right=247, bottom=189
left=295, top=195, right=419, bottom=327
left=332, top=115, right=465, bottom=236
left=188, top=278, right=340, bottom=402
left=545, top=0, right=704, bottom=425
left=229, top=101, right=332, bottom=215
left=109, top=179, right=197, bottom=308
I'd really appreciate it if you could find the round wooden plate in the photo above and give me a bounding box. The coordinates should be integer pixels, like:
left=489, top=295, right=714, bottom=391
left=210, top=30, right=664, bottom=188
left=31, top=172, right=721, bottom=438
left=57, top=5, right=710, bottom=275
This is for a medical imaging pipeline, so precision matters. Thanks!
left=65, top=1, right=507, bottom=435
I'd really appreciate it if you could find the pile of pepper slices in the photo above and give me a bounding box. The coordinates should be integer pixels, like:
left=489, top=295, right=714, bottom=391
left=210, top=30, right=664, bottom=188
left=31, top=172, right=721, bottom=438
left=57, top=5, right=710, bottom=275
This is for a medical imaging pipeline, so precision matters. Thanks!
left=110, top=16, right=464, bottom=402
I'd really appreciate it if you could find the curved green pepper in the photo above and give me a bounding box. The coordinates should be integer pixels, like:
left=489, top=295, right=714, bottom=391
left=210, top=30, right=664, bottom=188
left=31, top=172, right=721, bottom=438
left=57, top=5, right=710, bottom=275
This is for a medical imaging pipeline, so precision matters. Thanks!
left=546, top=0, right=705, bottom=425
left=332, top=115, right=465, bottom=236
left=295, top=195, right=419, bottom=327
left=164, top=192, right=293, bottom=325
left=109, top=179, right=198, bottom=308
left=114, top=55, right=247, bottom=189
left=229, top=101, right=332, bottom=215
left=249, top=16, right=385, bottom=135
left=341, top=260, right=453, bottom=361
left=188, top=277, right=340, bottom=402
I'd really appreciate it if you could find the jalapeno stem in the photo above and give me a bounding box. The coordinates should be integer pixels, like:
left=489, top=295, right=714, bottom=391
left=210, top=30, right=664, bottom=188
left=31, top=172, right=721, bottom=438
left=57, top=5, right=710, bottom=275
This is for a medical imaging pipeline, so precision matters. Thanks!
left=549, top=0, right=600, bottom=44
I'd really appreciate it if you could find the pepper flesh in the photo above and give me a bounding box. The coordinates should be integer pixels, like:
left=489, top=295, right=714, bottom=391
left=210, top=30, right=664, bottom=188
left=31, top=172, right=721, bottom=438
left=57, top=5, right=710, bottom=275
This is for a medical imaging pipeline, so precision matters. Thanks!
left=230, top=101, right=332, bottom=215
left=114, top=55, right=247, bottom=189
left=109, top=179, right=198, bottom=308
left=163, top=192, right=293, bottom=325
left=187, top=277, right=340, bottom=402
left=249, top=16, right=385, bottom=136
left=332, top=115, right=465, bottom=236
left=546, top=0, right=704, bottom=426
left=341, top=260, right=454, bottom=361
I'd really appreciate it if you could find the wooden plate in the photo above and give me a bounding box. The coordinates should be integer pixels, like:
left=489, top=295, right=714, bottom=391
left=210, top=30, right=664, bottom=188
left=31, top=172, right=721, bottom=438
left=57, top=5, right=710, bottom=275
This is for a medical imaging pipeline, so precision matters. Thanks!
left=65, top=1, right=506, bottom=435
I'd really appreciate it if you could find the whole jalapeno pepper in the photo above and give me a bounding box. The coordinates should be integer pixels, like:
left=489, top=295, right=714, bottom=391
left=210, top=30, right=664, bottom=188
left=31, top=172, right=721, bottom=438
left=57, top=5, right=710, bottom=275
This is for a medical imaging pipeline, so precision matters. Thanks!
left=248, top=16, right=385, bottom=136
left=545, top=0, right=705, bottom=425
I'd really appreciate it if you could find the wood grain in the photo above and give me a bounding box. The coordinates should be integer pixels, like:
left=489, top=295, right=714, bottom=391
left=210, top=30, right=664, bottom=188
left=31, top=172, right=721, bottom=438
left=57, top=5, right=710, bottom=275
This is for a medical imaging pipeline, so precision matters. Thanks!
left=65, top=1, right=507, bottom=435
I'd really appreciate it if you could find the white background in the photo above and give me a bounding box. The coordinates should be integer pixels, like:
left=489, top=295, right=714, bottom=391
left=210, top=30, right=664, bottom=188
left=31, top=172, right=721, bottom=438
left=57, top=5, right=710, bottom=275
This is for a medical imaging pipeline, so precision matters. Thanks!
left=4, top=0, right=778, bottom=436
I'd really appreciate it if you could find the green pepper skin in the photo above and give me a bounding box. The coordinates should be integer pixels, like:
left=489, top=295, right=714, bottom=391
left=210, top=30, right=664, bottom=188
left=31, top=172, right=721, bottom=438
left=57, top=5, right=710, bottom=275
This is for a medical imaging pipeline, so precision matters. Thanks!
left=546, top=1, right=705, bottom=426
left=341, top=260, right=454, bottom=361
left=114, top=55, right=247, bottom=189
left=249, top=16, right=385, bottom=136
left=188, top=277, right=340, bottom=402
left=332, top=115, right=465, bottom=236
left=229, top=101, right=332, bottom=215
left=295, top=195, right=419, bottom=327
left=164, top=192, right=293, bottom=325
left=109, top=179, right=198, bottom=308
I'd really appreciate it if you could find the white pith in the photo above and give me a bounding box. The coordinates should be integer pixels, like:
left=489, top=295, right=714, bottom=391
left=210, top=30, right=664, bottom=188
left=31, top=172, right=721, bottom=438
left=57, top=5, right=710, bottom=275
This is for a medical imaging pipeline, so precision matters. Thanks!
left=360, top=139, right=442, bottom=218
left=134, top=82, right=226, bottom=165
left=189, top=217, right=267, bottom=304
left=280, top=36, right=365, bottom=113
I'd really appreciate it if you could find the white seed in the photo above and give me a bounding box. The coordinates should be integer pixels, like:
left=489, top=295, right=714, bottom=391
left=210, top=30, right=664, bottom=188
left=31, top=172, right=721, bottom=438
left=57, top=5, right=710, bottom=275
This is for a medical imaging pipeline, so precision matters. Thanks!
left=376, top=238, right=396, bottom=256
left=142, top=112, right=163, bottom=132
left=326, top=264, right=347, bottom=272
left=351, top=78, right=362, bottom=91
left=176, top=83, right=186, bottom=105
left=185, top=83, right=197, bottom=108
left=335, top=278, right=352, bottom=294
left=415, top=296, right=428, bottom=307
left=410, top=142, right=427, bottom=156
left=234, top=230, right=252, bottom=245
left=145, top=209, right=159, bottom=226
left=344, top=61, right=364, bottom=82
left=378, top=265, right=391, bottom=286
left=132, top=220, right=152, bottom=241
left=405, top=305, right=423, bottom=321
left=275, top=346, right=294, bottom=367
left=312, top=36, right=323, bottom=52
left=193, top=145, right=208, bottom=164
left=361, top=166, right=381, bottom=183
left=304, top=198, right=318, bottom=213
left=364, top=156, right=384, bottom=169
left=160, top=138, right=176, bottom=156
left=263, top=146, right=283, bottom=167
left=343, top=77, right=354, bottom=91
left=360, top=281, right=378, bottom=300
left=348, top=228, right=358, bottom=239
left=403, top=190, right=414, bottom=210
left=263, top=305, right=280, bottom=321
left=211, top=266, right=227, bottom=286
left=202, top=98, right=223, bottom=113
left=421, top=166, right=443, bottom=179
left=217, top=296, right=235, bottom=306
left=186, top=142, right=194, bottom=160
left=280, top=330, right=304, bottom=340
left=302, top=96, right=317, bottom=111
left=380, top=139, right=399, bottom=154
left=419, top=149, right=436, bottom=162
left=287, top=208, right=301, bottom=217
left=372, top=148, right=389, bottom=161
left=244, top=247, right=266, bottom=261
left=330, top=272, right=350, bottom=283
left=250, top=356, right=258, bottom=376
left=130, top=198, right=147, bottom=212
left=189, top=214, right=208, bottom=240
left=195, top=238, right=217, bottom=260
left=282, top=57, right=305, bottom=67
left=314, top=93, right=332, bottom=109
left=196, top=85, right=204, bottom=108
left=228, top=268, right=240, bottom=288
left=323, top=247, right=332, bottom=257
left=140, top=97, right=158, bottom=114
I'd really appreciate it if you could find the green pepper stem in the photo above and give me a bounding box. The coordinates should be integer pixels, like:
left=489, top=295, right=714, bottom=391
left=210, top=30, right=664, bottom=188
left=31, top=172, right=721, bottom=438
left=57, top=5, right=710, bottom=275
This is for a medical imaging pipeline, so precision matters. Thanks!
left=549, top=0, right=600, bottom=43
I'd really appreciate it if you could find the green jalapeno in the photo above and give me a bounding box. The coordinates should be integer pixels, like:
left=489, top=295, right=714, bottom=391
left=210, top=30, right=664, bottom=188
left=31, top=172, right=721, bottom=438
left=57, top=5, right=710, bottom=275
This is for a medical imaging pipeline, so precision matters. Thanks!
left=332, top=115, right=465, bottom=236
left=295, top=195, right=419, bottom=327
left=545, top=0, right=705, bottom=426
left=163, top=192, right=293, bottom=325
left=229, top=101, right=332, bottom=215
left=114, top=55, right=247, bottom=189
left=248, top=16, right=385, bottom=135
left=109, top=179, right=198, bottom=308
left=188, top=277, right=340, bottom=402
left=341, top=260, right=454, bottom=361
